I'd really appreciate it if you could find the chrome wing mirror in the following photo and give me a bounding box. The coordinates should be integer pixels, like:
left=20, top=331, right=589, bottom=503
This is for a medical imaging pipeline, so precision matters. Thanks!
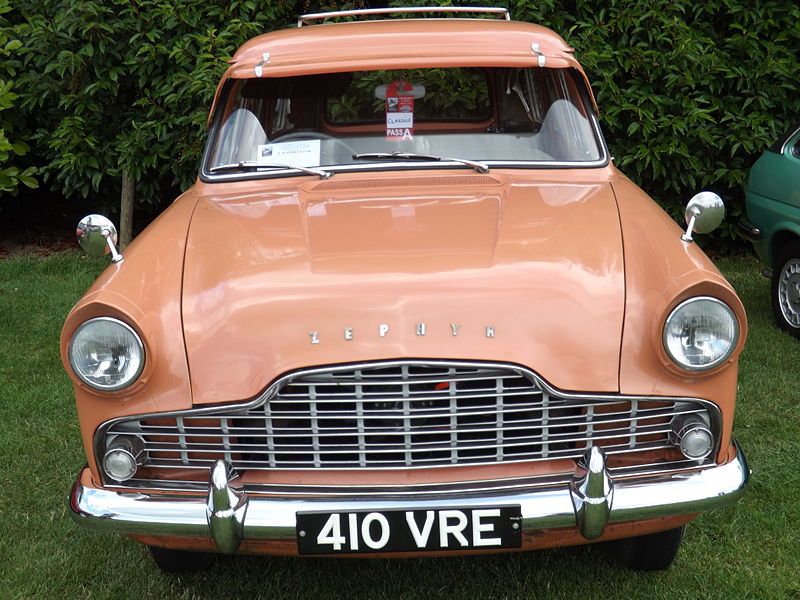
left=681, top=192, right=724, bottom=243
left=76, top=214, right=123, bottom=263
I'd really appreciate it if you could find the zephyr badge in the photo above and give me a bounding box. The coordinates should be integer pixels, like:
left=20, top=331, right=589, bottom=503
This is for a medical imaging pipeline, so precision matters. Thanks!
left=309, top=323, right=496, bottom=344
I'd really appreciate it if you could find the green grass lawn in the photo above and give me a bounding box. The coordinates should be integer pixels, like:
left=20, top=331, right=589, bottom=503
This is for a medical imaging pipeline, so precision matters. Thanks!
left=0, top=252, right=797, bottom=599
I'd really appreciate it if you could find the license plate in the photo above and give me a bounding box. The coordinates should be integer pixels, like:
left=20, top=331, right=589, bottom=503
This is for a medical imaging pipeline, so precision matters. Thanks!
left=296, top=505, right=522, bottom=555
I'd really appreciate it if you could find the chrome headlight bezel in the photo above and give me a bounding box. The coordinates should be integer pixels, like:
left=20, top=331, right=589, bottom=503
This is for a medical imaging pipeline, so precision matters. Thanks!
left=68, top=317, right=145, bottom=391
left=663, top=296, right=740, bottom=372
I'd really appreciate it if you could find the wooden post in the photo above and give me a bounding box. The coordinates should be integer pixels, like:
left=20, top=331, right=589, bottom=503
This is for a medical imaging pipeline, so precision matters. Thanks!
left=120, top=168, right=135, bottom=249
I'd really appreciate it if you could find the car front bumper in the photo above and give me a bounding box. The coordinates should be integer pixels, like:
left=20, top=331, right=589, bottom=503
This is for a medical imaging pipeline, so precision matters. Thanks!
left=69, top=441, right=748, bottom=555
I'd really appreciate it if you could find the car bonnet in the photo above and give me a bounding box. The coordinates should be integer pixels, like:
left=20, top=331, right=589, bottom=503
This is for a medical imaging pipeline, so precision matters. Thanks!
left=181, top=172, right=625, bottom=405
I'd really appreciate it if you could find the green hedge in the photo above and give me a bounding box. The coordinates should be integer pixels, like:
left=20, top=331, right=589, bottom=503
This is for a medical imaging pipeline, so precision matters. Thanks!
left=509, top=0, right=800, bottom=249
left=0, top=0, right=37, bottom=196
left=10, top=0, right=300, bottom=207
left=5, top=0, right=800, bottom=250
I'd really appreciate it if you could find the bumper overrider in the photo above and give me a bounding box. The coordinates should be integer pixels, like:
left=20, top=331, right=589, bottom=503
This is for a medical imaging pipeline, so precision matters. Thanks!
left=70, top=442, right=748, bottom=555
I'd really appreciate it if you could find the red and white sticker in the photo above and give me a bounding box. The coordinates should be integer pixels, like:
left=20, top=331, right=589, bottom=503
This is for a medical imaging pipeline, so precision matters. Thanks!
left=386, top=80, right=414, bottom=141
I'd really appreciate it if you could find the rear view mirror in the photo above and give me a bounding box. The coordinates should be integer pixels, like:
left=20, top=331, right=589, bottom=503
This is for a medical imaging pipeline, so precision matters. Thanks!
left=681, top=192, right=724, bottom=242
left=374, top=82, right=426, bottom=100
left=76, top=214, right=124, bottom=263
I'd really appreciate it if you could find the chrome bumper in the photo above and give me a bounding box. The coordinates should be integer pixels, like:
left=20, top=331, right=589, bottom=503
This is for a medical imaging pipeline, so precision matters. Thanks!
left=70, top=442, right=748, bottom=554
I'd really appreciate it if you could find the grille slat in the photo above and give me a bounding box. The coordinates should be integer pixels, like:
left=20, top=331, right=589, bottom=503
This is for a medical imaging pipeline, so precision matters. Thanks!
left=276, top=388, right=541, bottom=403
left=105, top=361, right=713, bottom=474
left=139, top=421, right=675, bottom=454
left=135, top=406, right=699, bottom=435
left=302, top=370, right=516, bottom=384
left=142, top=430, right=675, bottom=458
left=140, top=440, right=678, bottom=471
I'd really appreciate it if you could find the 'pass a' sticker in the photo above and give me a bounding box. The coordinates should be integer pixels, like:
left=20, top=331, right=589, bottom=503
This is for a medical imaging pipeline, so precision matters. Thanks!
left=386, top=80, right=414, bottom=141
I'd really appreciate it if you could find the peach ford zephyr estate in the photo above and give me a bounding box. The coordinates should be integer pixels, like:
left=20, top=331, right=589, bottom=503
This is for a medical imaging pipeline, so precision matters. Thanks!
left=64, top=7, right=749, bottom=573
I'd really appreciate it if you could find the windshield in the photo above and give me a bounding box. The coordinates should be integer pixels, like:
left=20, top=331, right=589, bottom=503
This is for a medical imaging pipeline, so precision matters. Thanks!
left=204, top=67, right=605, bottom=177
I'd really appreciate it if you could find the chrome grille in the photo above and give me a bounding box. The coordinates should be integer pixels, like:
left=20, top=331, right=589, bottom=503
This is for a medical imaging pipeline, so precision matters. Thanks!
left=103, top=361, right=715, bottom=475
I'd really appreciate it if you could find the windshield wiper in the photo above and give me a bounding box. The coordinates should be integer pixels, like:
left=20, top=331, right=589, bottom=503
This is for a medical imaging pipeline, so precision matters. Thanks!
left=209, top=161, right=332, bottom=179
left=352, top=152, right=489, bottom=174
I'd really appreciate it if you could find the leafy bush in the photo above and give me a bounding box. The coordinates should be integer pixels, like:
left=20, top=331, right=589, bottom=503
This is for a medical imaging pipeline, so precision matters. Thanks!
left=397, top=0, right=800, bottom=250
left=0, top=0, right=36, bottom=197
left=13, top=1, right=302, bottom=206
left=10, top=0, right=800, bottom=250
left=512, top=0, right=800, bottom=249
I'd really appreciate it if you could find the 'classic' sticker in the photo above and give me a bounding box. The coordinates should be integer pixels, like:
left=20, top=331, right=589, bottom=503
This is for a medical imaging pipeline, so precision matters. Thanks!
left=386, top=80, right=414, bottom=141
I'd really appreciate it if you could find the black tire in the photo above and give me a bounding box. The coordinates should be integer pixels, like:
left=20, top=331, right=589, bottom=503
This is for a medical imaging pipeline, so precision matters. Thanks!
left=610, top=525, right=685, bottom=571
left=148, top=546, right=216, bottom=573
left=771, top=240, right=800, bottom=339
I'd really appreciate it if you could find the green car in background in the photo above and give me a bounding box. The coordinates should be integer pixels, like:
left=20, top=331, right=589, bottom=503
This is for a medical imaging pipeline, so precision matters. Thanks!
left=743, top=122, right=800, bottom=338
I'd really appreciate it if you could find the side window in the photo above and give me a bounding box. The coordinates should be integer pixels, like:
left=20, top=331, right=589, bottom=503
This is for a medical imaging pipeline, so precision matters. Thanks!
left=792, top=137, right=800, bottom=159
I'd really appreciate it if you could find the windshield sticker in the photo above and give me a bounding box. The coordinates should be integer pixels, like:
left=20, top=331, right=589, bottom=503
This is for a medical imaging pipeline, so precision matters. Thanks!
left=258, top=139, right=321, bottom=167
left=386, top=80, right=414, bottom=141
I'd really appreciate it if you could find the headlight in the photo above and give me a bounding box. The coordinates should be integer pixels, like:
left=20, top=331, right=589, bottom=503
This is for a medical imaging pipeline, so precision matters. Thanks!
left=68, top=317, right=145, bottom=390
left=663, top=297, right=739, bottom=371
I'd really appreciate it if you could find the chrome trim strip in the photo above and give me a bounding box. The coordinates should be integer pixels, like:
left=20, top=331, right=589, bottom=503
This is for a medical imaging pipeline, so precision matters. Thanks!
left=297, top=7, right=511, bottom=27
left=98, top=457, right=717, bottom=496
left=200, top=158, right=611, bottom=183
left=778, top=123, right=800, bottom=155
left=70, top=441, right=748, bottom=552
left=103, top=472, right=574, bottom=496
left=737, top=218, right=761, bottom=241
left=114, top=444, right=698, bottom=478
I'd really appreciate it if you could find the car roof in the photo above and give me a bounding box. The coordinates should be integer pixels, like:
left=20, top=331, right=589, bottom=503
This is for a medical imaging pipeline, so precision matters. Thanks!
left=222, top=18, right=581, bottom=78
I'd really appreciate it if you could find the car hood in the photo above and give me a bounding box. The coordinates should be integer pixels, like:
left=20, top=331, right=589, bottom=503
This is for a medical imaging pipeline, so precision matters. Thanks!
left=182, top=173, right=625, bottom=404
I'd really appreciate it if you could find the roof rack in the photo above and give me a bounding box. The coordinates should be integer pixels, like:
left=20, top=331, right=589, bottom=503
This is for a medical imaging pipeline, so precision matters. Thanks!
left=297, top=6, right=511, bottom=27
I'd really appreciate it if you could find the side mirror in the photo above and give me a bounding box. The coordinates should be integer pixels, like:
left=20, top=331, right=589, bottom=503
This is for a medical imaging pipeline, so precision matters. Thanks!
left=681, top=192, right=724, bottom=243
left=76, top=214, right=124, bottom=263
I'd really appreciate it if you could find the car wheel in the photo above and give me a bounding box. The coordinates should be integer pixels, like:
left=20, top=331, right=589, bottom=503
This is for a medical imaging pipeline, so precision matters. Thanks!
left=771, top=241, right=800, bottom=338
left=148, top=546, right=216, bottom=573
left=610, top=525, right=685, bottom=571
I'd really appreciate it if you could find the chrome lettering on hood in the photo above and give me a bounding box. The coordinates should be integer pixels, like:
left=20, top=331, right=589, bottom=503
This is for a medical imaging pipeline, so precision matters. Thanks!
left=309, top=323, right=496, bottom=344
